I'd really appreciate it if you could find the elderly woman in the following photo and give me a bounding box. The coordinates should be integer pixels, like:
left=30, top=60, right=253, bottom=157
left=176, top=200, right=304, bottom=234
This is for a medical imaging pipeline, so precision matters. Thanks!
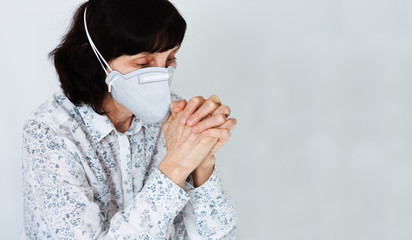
left=21, top=0, right=237, bottom=239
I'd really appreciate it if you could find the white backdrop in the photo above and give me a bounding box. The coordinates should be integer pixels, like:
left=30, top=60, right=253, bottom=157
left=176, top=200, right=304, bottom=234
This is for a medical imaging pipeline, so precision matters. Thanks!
left=1, top=0, right=412, bottom=239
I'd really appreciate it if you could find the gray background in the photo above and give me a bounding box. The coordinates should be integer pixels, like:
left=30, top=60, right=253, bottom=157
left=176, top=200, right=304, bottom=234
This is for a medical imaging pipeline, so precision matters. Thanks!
left=1, top=0, right=411, bottom=239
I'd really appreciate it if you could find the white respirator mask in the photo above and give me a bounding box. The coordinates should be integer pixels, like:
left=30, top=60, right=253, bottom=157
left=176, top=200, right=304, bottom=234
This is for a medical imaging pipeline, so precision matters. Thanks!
left=83, top=7, right=174, bottom=124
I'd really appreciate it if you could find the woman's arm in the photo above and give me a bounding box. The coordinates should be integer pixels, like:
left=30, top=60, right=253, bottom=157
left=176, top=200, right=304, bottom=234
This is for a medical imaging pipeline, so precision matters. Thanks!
left=22, top=119, right=190, bottom=239
left=166, top=96, right=238, bottom=239
left=174, top=165, right=237, bottom=240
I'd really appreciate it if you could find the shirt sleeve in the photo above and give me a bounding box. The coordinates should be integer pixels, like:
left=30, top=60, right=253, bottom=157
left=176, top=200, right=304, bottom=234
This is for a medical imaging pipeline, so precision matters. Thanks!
left=22, top=119, right=190, bottom=239
left=171, top=165, right=237, bottom=239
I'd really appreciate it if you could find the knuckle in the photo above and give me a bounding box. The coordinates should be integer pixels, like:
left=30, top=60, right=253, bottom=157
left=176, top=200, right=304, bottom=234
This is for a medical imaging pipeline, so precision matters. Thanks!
left=209, top=94, right=221, bottom=103
left=191, top=98, right=200, bottom=105
left=189, top=97, right=198, bottom=105
left=217, top=115, right=227, bottom=124
left=221, top=105, right=231, bottom=115
left=226, top=106, right=231, bottom=114
left=190, top=113, right=198, bottom=122
left=191, top=96, right=205, bottom=104
left=207, top=100, right=219, bottom=109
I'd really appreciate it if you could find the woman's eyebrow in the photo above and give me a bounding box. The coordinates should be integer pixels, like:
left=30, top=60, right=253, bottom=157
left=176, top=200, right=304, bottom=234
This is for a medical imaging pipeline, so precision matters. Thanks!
left=129, top=54, right=150, bottom=61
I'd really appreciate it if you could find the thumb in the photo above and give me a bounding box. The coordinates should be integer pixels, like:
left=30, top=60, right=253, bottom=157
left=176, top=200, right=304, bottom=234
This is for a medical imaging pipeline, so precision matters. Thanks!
left=170, top=100, right=187, bottom=118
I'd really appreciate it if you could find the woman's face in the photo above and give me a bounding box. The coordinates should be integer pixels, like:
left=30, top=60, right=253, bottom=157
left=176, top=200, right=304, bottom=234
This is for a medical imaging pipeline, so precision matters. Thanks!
left=107, top=46, right=180, bottom=74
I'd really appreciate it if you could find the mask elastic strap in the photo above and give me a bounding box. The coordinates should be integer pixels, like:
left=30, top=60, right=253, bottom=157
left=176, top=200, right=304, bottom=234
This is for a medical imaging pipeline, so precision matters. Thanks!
left=83, top=7, right=113, bottom=75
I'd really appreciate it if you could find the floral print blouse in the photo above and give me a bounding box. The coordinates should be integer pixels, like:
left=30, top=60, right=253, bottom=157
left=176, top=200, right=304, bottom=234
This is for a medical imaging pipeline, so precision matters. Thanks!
left=21, top=91, right=237, bottom=239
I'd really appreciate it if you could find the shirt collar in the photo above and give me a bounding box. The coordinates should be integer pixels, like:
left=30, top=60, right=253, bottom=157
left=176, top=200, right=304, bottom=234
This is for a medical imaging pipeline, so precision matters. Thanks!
left=76, top=104, right=165, bottom=143
left=124, top=116, right=143, bottom=135
left=124, top=109, right=170, bottom=135
left=76, top=104, right=115, bottom=143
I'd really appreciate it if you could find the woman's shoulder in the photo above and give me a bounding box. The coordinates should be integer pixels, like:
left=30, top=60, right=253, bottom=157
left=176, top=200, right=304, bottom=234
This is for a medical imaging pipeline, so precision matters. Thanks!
left=23, top=91, right=79, bottom=134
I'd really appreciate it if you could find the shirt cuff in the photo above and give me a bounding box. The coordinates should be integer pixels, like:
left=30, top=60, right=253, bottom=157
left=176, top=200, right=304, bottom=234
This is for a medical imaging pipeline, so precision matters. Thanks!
left=183, top=166, right=223, bottom=204
left=141, top=167, right=190, bottom=218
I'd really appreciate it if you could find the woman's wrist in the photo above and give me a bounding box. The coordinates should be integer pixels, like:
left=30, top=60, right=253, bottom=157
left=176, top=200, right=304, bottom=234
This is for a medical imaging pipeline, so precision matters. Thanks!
left=158, top=153, right=191, bottom=188
left=192, top=163, right=215, bottom=188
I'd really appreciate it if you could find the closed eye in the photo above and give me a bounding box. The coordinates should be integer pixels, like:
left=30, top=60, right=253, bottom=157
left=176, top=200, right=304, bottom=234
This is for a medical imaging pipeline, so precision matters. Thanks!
left=137, top=63, right=148, bottom=67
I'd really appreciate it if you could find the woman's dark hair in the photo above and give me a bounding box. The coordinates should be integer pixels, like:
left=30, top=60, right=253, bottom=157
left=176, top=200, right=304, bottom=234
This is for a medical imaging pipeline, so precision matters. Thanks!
left=49, top=0, right=187, bottom=115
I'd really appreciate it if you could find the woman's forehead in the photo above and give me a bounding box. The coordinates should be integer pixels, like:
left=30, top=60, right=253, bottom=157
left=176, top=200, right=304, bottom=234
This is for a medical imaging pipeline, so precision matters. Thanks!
left=128, top=46, right=181, bottom=58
